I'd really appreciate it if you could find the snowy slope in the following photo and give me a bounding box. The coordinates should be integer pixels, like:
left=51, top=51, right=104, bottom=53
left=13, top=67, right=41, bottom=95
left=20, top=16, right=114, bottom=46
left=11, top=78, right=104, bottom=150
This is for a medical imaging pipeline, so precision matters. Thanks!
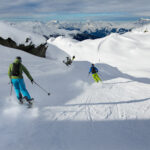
left=48, top=29, right=150, bottom=77
left=0, top=27, right=150, bottom=150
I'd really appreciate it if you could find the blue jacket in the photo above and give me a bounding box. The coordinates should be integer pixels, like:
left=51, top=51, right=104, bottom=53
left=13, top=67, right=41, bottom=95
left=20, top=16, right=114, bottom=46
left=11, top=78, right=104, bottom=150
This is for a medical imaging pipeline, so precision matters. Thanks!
left=89, top=66, right=98, bottom=74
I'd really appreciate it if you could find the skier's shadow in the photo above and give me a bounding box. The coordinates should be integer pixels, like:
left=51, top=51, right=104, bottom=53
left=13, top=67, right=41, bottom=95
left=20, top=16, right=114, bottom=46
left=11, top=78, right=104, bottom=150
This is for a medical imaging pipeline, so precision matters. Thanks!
left=72, top=61, right=150, bottom=84
left=96, top=63, right=150, bottom=84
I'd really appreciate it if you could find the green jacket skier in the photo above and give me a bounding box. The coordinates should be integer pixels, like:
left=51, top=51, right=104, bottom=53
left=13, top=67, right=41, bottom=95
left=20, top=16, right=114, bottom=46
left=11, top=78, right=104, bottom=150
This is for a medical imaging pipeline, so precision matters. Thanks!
left=8, top=56, right=34, bottom=103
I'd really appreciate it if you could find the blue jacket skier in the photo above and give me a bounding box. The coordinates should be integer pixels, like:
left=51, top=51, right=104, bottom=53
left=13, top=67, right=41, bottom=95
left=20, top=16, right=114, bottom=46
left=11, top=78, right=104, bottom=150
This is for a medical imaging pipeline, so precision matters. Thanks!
left=89, top=64, right=102, bottom=83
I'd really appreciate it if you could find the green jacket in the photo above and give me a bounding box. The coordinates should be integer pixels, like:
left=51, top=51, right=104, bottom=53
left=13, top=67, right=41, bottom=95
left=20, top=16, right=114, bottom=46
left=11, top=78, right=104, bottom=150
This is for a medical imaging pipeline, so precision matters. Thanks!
left=8, top=59, right=33, bottom=81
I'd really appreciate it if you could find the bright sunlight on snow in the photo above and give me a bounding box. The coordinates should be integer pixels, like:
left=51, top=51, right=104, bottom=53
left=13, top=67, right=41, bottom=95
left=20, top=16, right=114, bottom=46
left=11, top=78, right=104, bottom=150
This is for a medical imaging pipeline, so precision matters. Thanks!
left=0, top=22, right=150, bottom=150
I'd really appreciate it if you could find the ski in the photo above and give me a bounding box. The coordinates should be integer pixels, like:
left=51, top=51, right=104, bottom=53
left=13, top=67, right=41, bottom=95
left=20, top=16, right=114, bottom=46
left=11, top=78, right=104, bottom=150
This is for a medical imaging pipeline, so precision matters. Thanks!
left=18, top=97, right=34, bottom=108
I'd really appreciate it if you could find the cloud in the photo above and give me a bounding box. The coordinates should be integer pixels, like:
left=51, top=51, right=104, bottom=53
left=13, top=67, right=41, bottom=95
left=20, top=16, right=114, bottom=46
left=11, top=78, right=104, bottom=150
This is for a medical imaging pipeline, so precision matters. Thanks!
left=0, top=0, right=150, bottom=20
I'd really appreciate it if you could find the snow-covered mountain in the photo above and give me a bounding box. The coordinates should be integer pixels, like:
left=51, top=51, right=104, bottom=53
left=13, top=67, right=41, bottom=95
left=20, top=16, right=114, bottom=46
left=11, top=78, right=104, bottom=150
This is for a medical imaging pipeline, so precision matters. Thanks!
left=0, top=19, right=150, bottom=150
left=0, top=22, right=47, bottom=57
left=0, top=22, right=46, bottom=46
left=135, top=18, right=150, bottom=26
left=4, top=20, right=150, bottom=41
left=48, top=28, right=150, bottom=78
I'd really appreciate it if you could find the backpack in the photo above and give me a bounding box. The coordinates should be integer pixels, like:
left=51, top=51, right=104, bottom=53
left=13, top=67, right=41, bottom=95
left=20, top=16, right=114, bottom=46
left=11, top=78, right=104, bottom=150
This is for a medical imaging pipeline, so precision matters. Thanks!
left=91, top=67, right=97, bottom=73
left=11, top=63, right=21, bottom=76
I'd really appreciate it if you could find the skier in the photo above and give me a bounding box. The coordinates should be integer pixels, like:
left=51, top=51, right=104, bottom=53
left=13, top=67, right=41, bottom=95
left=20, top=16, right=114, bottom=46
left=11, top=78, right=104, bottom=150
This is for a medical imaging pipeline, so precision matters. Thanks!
left=63, top=56, right=75, bottom=66
left=89, top=64, right=102, bottom=83
left=8, top=56, right=34, bottom=104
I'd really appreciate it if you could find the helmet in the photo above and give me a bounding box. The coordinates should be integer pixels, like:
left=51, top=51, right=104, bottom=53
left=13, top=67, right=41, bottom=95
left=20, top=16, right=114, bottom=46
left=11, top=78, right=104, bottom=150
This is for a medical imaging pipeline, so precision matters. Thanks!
left=91, top=64, right=94, bottom=66
left=16, top=56, right=22, bottom=62
left=16, top=56, right=21, bottom=60
left=73, top=56, right=75, bottom=58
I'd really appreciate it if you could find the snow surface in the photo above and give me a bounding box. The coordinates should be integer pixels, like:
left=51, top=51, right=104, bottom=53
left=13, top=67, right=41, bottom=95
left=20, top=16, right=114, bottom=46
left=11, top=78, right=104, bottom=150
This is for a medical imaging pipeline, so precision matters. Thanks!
left=0, top=22, right=150, bottom=150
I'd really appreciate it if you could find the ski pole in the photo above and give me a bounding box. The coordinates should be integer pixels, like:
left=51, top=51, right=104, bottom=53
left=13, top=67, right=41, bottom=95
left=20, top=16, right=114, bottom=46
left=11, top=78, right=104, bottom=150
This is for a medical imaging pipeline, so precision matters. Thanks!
left=33, top=81, right=50, bottom=96
left=10, top=82, right=13, bottom=96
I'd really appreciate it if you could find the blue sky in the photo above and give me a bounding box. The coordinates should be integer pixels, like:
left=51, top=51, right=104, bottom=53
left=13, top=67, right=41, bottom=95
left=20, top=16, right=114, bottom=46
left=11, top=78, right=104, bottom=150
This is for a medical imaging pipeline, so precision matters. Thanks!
left=0, top=0, right=150, bottom=22
left=0, top=12, right=140, bottom=22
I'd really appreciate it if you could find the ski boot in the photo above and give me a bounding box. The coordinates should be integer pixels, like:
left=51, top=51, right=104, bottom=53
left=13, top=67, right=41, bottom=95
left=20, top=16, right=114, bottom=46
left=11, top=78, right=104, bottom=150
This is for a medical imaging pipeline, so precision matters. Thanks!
left=18, top=93, right=23, bottom=104
left=24, top=96, right=34, bottom=104
left=19, top=98, right=23, bottom=104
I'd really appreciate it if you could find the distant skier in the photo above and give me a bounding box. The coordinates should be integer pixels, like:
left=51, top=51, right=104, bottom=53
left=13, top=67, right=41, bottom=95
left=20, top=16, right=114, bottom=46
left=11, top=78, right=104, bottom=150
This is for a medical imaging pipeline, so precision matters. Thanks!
left=63, top=56, right=75, bottom=66
left=89, top=64, right=102, bottom=83
left=8, top=56, right=34, bottom=104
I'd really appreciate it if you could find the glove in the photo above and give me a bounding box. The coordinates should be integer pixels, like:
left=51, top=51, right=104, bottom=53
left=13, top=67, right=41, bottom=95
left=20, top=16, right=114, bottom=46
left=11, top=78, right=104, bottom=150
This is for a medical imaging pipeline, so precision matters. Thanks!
left=31, top=79, right=34, bottom=84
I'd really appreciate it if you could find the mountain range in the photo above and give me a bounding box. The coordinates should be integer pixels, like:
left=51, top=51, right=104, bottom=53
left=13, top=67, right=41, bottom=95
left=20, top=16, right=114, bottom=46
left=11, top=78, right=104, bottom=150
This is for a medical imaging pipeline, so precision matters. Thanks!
left=4, top=18, right=150, bottom=41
